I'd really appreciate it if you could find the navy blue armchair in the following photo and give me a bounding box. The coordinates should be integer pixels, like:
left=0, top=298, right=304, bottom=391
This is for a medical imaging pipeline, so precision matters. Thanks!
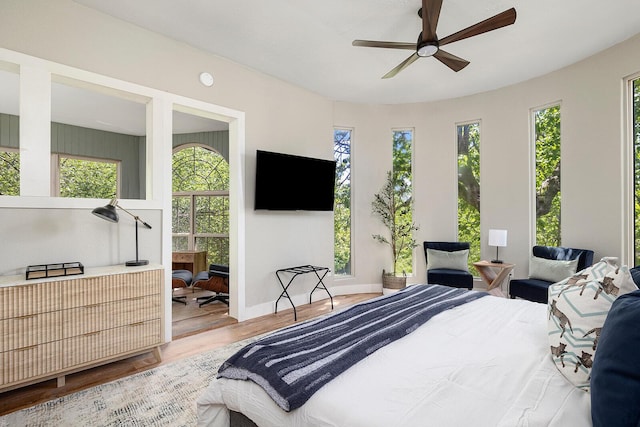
left=509, top=245, right=595, bottom=303
left=424, top=241, right=474, bottom=290
left=631, top=266, right=640, bottom=287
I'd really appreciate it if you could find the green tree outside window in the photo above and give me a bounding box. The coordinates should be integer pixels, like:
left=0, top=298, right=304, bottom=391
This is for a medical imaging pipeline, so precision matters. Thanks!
left=172, top=145, right=230, bottom=266
left=457, top=123, right=481, bottom=272
left=334, top=129, right=352, bottom=275
left=632, top=79, right=640, bottom=265
left=392, top=130, right=415, bottom=274
left=59, top=157, right=117, bottom=199
left=0, top=150, right=19, bottom=196
left=534, top=106, right=561, bottom=246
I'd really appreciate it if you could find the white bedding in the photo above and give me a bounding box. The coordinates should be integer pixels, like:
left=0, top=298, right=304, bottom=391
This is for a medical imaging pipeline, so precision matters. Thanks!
left=197, top=294, right=591, bottom=427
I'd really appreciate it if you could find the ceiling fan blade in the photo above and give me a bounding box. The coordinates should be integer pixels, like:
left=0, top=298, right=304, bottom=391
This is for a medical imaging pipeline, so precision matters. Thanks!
left=439, top=7, right=516, bottom=47
left=352, top=40, right=415, bottom=50
left=422, top=0, right=443, bottom=42
left=433, top=49, right=470, bottom=72
left=382, top=53, right=420, bottom=79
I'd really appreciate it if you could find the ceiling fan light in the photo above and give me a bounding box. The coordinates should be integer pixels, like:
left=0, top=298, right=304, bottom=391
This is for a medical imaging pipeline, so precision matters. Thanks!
left=417, top=43, right=438, bottom=57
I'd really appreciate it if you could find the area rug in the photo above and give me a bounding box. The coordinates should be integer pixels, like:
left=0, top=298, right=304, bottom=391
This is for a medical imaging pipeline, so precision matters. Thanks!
left=0, top=336, right=259, bottom=427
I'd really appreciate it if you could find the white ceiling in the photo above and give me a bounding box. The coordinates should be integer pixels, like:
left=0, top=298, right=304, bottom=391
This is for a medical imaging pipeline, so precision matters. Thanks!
left=74, top=0, right=640, bottom=104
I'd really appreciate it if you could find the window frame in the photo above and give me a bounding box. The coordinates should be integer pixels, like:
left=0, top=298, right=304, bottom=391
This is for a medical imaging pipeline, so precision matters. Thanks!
left=391, top=127, right=416, bottom=276
left=51, top=152, right=121, bottom=198
left=455, top=119, right=482, bottom=272
left=333, top=127, right=354, bottom=277
left=530, top=101, right=563, bottom=247
left=171, top=144, right=230, bottom=264
left=0, top=146, right=20, bottom=196
left=625, top=72, right=640, bottom=265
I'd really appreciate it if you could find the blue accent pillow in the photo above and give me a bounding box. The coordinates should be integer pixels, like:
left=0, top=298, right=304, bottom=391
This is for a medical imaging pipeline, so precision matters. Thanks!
left=591, top=290, right=640, bottom=426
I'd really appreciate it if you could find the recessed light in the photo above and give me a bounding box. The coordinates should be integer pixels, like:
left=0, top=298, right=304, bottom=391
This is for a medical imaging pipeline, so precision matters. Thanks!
left=199, top=72, right=214, bottom=87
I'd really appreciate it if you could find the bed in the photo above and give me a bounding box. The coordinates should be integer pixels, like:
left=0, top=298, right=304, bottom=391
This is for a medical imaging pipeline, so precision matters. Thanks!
left=196, top=282, right=602, bottom=427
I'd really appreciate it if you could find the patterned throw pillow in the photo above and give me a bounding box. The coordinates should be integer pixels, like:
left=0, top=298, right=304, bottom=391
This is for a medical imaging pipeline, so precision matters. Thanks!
left=548, top=259, right=638, bottom=391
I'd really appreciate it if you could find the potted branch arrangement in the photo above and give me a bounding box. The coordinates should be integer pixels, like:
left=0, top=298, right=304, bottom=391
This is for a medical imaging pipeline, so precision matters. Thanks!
left=372, top=170, right=419, bottom=292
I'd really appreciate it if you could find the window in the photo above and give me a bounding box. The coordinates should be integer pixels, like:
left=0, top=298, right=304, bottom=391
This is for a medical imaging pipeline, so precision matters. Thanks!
left=533, top=105, right=561, bottom=246
left=0, top=148, right=19, bottom=196
left=0, top=66, right=20, bottom=196
left=55, top=155, right=119, bottom=198
left=392, top=129, right=415, bottom=274
left=631, top=77, right=640, bottom=265
left=457, top=122, right=481, bottom=270
left=334, top=128, right=352, bottom=275
left=172, top=145, right=230, bottom=266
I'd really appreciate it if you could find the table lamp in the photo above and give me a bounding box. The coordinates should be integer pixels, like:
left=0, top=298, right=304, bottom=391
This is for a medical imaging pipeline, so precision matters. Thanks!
left=92, top=197, right=152, bottom=266
left=488, top=229, right=507, bottom=264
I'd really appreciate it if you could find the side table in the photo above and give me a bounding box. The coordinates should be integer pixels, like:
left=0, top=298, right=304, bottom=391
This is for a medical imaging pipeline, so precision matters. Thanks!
left=473, top=260, right=515, bottom=297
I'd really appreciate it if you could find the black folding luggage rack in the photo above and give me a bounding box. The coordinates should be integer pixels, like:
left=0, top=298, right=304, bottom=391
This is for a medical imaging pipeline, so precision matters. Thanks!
left=275, top=265, right=333, bottom=321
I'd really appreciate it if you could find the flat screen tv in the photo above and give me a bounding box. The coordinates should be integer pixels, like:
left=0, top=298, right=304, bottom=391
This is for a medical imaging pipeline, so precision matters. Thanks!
left=254, top=150, right=336, bottom=211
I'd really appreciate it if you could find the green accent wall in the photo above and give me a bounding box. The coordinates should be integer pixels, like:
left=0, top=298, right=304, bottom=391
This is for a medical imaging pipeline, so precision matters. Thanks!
left=0, top=113, right=19, bottom=148
left=0, top=113, right=230, bottom=199
left=173, top=131, right=229, bottom=161
left=51, top=121, right=143, bottom=199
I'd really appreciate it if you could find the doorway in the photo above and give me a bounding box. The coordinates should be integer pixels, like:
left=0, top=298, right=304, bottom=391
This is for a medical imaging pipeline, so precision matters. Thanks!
left=168, top=106, right=242, bottom=339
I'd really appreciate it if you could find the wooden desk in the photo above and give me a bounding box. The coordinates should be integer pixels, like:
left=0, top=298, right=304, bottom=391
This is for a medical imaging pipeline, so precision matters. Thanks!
left=473, top=260, right=515, bottom=297
left=172, top=250, right=207, bottom=275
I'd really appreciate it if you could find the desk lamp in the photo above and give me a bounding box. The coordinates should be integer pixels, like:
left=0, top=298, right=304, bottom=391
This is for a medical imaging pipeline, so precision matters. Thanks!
left=92, top=198, right=152, bottom=266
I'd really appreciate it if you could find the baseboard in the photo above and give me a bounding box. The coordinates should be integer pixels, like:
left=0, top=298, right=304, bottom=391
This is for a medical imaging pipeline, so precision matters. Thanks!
left=242, top=283, right=381, bottom=320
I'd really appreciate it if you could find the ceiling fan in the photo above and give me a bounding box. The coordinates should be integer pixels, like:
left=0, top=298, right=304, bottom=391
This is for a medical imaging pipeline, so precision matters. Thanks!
left=352, top=0, right=516, bottom=78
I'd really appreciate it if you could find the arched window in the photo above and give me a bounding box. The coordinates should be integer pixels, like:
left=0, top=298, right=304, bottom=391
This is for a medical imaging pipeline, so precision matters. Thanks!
left=172, top=145, right=229, bottom=265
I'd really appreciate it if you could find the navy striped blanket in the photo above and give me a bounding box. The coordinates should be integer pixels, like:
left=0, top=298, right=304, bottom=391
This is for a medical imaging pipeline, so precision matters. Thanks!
left=217, top=284, right=487, bottom=411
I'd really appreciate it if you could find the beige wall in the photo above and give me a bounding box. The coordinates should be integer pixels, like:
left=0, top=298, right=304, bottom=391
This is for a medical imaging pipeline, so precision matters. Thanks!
left=335, top=32, right=640, bottom=284
left=1, top=0, right=639, bottom=323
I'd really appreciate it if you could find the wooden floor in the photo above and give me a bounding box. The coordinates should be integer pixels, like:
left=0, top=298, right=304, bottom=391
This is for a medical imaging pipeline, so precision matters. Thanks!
left=0, top=292, right=379, bottom=416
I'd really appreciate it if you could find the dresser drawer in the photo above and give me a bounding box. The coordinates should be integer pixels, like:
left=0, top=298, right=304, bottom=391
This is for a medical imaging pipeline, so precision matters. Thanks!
left=0, top=282, right=63, bottom=319
left=0, top=311, right=63, bottom=352
left=62, top=269, right=162, bottom=308
left=63, top=295, right=161, bottom=337
left=63, top=319, right=161, bottom=368
left=0, top=341, right=63, bottom=386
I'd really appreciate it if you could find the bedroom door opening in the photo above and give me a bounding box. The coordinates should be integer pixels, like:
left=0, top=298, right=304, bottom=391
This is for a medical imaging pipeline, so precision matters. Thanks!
left=170, top=107, right=237, bottom=339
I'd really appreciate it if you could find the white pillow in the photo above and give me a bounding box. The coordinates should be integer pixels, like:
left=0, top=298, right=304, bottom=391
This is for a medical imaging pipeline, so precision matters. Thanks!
left=529, top=255, right=579, bottom=283
left=426, top=248, right=469, bottom=272
left=548, top=260, right=639, bottom=391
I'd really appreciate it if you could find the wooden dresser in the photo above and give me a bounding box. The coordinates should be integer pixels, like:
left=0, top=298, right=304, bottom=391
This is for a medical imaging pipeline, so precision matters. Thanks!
left=0, top=264, right=164, bottom=392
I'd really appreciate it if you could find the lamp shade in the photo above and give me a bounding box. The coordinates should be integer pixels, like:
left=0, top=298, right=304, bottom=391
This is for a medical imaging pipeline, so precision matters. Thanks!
left=91, top=198, right=151, bottom=267
left=488, top=229, right=508, bottom=247
left=92, top=198, right=119, bottom=223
